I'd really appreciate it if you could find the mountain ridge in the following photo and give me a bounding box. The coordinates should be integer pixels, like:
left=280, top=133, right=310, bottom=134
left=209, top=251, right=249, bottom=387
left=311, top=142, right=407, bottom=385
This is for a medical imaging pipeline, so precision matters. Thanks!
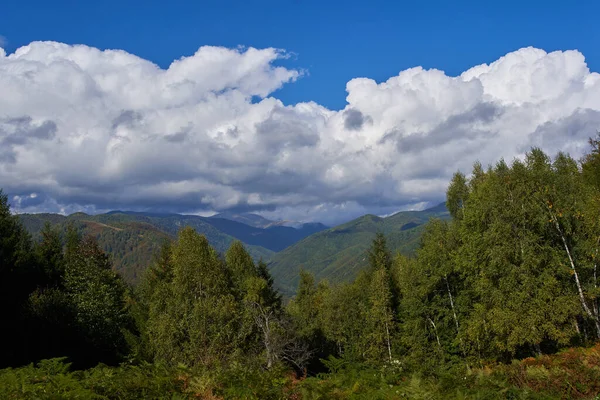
left=267, top=202, right=449, bottom=296
left=17, top=209, right=327, bottom=283
left=17, top=203, right=448, bottom=292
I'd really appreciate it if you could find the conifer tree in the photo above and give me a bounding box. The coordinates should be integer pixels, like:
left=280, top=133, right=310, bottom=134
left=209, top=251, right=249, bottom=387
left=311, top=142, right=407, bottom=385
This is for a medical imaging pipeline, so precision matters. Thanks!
left=64, top=235, right=131, bottom=366
left=36, top=222, right=64, bottom=287
left=368, top=232, right=392, bottom=272
left=0, top=190, right=38, bottom=367
left=446, top=171, right=469, bottom=220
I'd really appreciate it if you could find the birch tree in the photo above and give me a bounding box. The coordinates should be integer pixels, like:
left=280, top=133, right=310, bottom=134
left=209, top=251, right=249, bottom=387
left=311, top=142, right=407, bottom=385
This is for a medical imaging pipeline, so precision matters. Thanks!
left=456, top=154, right=579, bottom=359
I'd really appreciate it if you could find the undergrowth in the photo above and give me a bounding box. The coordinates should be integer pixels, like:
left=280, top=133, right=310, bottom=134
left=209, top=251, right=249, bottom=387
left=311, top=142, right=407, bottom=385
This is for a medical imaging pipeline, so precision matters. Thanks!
left=2, top=344, right=600, bottom=399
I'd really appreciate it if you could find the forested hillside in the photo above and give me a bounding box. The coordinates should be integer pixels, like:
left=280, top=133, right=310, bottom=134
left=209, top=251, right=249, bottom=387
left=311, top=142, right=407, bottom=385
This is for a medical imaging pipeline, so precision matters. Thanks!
left=3, top=139, right=600, bottom=398
left=18, top=204, right=442, bottom=291
left=269, top=204, right=449, bottom=295
left=18, top=212, right=285, bottom=283
left=212, top=211, right=294, bottom=229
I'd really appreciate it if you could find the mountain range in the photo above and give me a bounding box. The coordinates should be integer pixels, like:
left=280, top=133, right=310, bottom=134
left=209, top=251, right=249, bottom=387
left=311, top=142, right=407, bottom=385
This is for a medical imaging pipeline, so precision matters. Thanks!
left=267, top=203, right=449, bottom=295
left=210, top=211, right=302, bottom=229
left=18, top=203, right=448, bottom=293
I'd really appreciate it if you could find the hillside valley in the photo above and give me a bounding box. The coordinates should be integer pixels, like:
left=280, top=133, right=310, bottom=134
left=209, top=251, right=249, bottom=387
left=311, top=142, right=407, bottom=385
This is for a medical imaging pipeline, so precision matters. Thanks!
left=18, top=204, right=448, bottom=290
left=268, top=202, right=450, bottom=295
left=19, top=211, right=276, bottom=283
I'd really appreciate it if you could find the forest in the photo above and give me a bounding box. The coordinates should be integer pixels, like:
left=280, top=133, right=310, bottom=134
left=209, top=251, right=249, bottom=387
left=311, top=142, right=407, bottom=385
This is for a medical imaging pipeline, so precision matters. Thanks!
left=3, top=139, right=600, bottom=399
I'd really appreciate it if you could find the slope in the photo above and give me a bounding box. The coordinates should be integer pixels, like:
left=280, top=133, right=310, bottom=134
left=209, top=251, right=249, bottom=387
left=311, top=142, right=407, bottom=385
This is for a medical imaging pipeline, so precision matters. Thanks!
left=206, top=217, right=328, bottom=252
left=18, top=212, right=274, bottom=284
left=210, top=211, right=275, bottom=228
left=268, top=204, right=450, bottom=296
left=111, top=211, right=327, bottom=252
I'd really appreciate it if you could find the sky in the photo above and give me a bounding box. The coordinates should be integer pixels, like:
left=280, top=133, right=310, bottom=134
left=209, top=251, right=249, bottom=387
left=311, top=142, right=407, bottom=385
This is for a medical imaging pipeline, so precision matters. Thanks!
left=1, top=0, right=600, bottom=224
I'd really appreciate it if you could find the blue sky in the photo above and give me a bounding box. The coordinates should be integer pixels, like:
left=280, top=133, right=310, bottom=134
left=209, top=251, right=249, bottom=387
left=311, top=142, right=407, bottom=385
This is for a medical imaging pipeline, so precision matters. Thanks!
left=2, top=1, right=600, bottom=223
left=3, top=0, right=598, bottom=110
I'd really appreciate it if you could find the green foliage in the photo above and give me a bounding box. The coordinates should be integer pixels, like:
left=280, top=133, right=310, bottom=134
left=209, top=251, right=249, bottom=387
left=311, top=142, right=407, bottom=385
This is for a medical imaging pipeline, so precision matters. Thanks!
left=365, top=267, right=395, bottom=363
left=382, top=147, right=600, bottom=370
left=0, top=195, right=134, bottom=368
left=581, top=133, right=600, bottom=189
left=3, top=347, right=600, bottom=399
left=446, top=171, right=469, bottom=220
left=0, top=190, right=41, bottom=367
left=270, top=205, right=450, bottom=296
left=291, top=235, right=400, bottom=366
left=5, top=138, right=600, bottom=398
left=19, top=211, right=275, bottom=286
left=35, top=222, right=65, bottom=287
left=0, top=357, right=302, bottom=400
left=143, top=227, right=238, bottom=367
left=139, top=229, right=303, bottom=371
left=64, top=235, right=133, bottom=365
left=319, top=280, right=366, bottom=361
left=367, top=232, right=392, bottom=272
left=288, top=270, right=327, bottom=347
left=299, top=345, right=600, bottom=399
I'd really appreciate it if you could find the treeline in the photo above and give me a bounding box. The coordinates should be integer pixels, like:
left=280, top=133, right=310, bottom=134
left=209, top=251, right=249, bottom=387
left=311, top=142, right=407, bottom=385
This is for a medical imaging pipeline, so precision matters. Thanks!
left=1, top=139, right=600, bottom=398
left=0, top=197, right=308, bottom=372
left=289, top=142, right=600, bottom=372
left=0, top=207, right=133, bottom=368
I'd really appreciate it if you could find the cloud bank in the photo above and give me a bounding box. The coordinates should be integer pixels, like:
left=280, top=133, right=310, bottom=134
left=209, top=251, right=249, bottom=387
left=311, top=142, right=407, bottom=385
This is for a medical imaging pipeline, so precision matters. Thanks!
left=1, top=42, right=599, bottom=224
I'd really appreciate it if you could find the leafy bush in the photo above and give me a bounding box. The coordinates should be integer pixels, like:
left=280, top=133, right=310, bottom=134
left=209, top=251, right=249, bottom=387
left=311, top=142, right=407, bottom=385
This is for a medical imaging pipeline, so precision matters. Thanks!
left=0, top=357, right=298, bottom=399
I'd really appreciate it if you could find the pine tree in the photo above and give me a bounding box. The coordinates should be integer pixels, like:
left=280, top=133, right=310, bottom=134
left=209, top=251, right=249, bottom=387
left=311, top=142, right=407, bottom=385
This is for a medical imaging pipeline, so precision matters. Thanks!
left=64, top=235, right=131, bottom=366
left=368, top=232, right=392, bottom=272
left=581, top=133, right=600, bottom=189
left=130, top=239, right=174, bottom=362
left=447, top=171, right=469, bottom=220
left=36, top=222, right=64, bottom=287
left=0, top=190, right=39, bottom=367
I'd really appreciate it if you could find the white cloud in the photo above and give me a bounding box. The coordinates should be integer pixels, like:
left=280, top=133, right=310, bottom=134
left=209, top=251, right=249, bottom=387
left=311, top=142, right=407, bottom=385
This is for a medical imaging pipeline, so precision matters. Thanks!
left=1, top=42, right=599, bottom=223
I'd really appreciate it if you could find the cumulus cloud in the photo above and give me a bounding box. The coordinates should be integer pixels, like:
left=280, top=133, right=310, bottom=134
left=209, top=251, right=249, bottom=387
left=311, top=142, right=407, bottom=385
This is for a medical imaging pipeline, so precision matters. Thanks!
left=343, top=108, right=372, bottom=131
left=1, top=42, right=599, bottom=224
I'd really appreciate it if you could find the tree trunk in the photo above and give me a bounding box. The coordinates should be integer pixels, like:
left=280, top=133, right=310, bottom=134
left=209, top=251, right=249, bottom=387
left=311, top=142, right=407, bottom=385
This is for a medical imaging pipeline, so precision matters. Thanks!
left=385, top=320, right=392, bottom=362
left=551, top=213, right=600, bottom=337
left=444, top=275, right=460, bottom=334
left=266, top=347, right=273, bottom=369
left=427, top=317, right=442, bottom=349
left=594, top=259, right=599, bottom=318
left=594, top=242, right=599, bottom=318
left=534, top=343, right=542, bottom=356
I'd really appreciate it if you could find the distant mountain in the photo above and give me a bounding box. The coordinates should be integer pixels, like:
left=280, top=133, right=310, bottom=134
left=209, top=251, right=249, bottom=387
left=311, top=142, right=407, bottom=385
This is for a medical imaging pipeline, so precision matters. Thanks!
left=19, top=212, right=274, bottom=284
left=210, top=211, right=325, bottom=230
left=211, top=212, right=275, bottom=228
left=206, top=217, right=327, bottom=252
left=108, top=211, right=327, bottom=253
left=267, top=203, right=450, bottom=296
left=18, top=210, right=328, bottom=284
left=19, top=204, right=446, bottom=292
